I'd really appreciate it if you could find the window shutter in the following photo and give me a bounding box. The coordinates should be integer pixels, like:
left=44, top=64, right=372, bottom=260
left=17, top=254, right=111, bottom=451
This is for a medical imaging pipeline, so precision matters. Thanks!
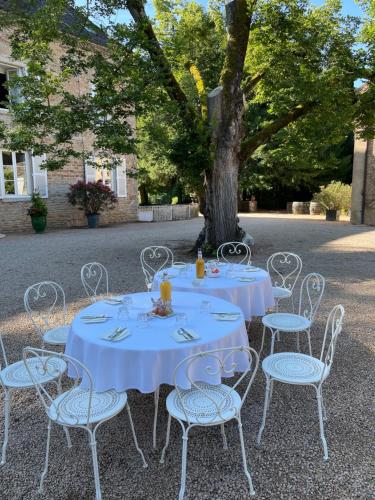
left=85, top=160, right=97, bottom=183
left=116, top=159, right=127, bottom=197
left=31, top=154, right=48, bottom=197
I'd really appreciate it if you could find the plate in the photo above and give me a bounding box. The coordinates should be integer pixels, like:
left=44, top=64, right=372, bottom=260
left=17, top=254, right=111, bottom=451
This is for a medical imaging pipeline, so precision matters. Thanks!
left=102, top=328, right=130, bottom=341
left=244, top=267, right=260, bottom=272
left=82, top=318, right=110, bottom=324
left=105, top=298, right=123, bottom=305
left=238, top=277, right=256, bottom=282
left=151, top=312, right=177, bottom=319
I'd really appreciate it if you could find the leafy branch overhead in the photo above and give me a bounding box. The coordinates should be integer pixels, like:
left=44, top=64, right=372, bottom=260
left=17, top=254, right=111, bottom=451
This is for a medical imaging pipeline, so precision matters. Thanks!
left=0, top=0, right=372, bottom=173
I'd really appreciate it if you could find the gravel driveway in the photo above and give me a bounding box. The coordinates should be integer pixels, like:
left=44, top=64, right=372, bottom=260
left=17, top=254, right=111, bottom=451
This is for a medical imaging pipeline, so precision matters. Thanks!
left=0, top=214, right=374, bottom=500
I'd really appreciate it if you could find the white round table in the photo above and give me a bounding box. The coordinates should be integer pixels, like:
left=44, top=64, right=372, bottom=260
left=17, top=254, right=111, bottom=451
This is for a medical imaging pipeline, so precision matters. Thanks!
left=65, top=291, right=250, bottom=393
left=153, top=264, right=275, bottom=320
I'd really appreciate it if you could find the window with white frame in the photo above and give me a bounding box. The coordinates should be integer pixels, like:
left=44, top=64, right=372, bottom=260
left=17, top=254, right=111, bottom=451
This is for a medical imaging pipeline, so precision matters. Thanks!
left=85, top=158, right=127, bottom=197
left=0, top=63, right=25, bottom=109
left=0, top=151, right=48, bottom=199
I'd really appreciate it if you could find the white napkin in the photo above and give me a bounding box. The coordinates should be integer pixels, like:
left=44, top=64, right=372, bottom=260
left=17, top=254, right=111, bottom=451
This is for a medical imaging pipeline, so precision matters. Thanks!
left=172, top=328, right=200, bottom=342
left=237, top=277, right=256, bottom=282
left=105, top=298, right=123, bottom=305
left=212, top=313, right=241, bottom=321
left=102, top=328, right=130, bottom=341
left=82, top=318, right=110, bottom=324
left=244, top=266, right=260, bottom=272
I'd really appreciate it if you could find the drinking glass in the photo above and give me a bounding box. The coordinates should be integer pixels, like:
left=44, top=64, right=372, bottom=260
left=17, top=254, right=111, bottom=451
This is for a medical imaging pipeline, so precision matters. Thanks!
left=137, top=312, right=149, bottom=329
left=117, top=304, right=129, bottom=321
left=200, top=300, right=212, bottom=315
left=175, top=313, right=187, bottom=327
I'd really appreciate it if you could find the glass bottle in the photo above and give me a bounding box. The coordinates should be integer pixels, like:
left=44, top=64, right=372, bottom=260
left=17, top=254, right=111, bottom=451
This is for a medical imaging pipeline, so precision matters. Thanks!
left=160, top=272, right=172, bottom=303
left=196, top=248, right=205, bottom=279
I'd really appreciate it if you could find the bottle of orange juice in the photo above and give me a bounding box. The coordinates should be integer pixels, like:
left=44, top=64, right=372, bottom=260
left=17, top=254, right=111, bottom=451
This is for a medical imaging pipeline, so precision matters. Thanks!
left=196, top=248, right=205, bottom=279
left=160, top=272, right=172, bottom=302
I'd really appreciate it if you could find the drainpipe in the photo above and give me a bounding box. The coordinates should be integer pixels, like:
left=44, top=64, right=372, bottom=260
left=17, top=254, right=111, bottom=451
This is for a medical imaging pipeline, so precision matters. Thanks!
left=361, top=140, right=369, bottom=225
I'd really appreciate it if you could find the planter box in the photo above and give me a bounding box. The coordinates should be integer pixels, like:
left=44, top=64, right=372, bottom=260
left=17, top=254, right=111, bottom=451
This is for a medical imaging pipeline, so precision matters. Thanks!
left=138, top=209, right=154, bottom=222
left=138, top=203, right=199, bottom=222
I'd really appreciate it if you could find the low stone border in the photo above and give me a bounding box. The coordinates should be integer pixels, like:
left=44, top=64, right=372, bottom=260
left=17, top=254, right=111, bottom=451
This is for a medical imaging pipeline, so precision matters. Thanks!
left=138, top=203, right=199, bottom=222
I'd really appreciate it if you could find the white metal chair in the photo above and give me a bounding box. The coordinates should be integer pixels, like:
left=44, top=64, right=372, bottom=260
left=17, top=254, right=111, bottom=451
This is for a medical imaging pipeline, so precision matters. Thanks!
left=140, top=246, right=174, bottom=292
left=0, top=335, right=67, bottom=465
left=23, top=348, right=148, bottom=500
left=257, top=305, right=345, bottom=460
left=216, top=241, right=252, bottom=265
left=81, top=262, right=109, bottom=303
left=160, top=346, right=259, bottom=499
left=259, top=272, right=325, bottom=356
left=24, top=281, right=70, bottom=346
left=266, top=252, right=302, bottom=311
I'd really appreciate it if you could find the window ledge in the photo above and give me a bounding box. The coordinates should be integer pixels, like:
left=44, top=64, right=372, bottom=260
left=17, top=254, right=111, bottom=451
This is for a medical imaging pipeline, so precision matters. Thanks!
left=1, top=196, right=31, bottom=202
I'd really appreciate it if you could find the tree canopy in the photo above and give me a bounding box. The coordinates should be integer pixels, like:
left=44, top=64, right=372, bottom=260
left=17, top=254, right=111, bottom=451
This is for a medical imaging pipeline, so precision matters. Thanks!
left=0, top=0, right=373, bottom=244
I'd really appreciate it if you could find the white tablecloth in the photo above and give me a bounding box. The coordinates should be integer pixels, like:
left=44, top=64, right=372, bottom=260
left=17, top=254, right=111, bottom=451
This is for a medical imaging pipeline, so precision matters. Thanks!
left=153, top=264, right=274, bottom=320
left=65, top=291, right=249, bottom=393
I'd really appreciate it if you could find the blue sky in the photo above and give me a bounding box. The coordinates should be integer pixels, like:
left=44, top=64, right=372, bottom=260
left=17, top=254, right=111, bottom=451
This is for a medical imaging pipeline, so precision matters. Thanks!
left=76, top=0, right=366, bottom=24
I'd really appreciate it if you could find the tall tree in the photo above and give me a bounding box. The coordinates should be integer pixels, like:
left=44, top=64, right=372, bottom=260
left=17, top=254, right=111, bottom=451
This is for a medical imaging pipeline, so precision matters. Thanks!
left=0, top=0, right=373, bottom=246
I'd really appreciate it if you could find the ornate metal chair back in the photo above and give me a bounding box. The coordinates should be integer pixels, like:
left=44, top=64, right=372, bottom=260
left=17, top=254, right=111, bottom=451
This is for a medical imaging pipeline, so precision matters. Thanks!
left=81, top=262, right=109, bottom=303
left=266, top=252, right=302, bottom=291
left=24, top=281, right=67, bottom=336
left=319, top=304, right=345, bottom=381
left=216, top=242, right=252, bottom=266
left=23, top=347, right=94, bottom=427
left=140, top=246, right=174, bottom=291
left=298, top=272, right=325, bottom=323
left=173, top=346, right=259, bottom=426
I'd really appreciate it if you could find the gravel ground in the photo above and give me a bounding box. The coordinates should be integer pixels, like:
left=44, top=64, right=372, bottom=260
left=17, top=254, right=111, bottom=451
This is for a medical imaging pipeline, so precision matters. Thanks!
left=0, top=214, right=374, bottom=500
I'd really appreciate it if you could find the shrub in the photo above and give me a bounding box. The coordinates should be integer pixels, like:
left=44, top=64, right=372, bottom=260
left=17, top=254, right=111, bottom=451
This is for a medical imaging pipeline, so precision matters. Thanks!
left=313, top=182, right=352, bottom=213
left=27, top=192, right=48, bottom=217
left=67, top=180, right=117, bottom=215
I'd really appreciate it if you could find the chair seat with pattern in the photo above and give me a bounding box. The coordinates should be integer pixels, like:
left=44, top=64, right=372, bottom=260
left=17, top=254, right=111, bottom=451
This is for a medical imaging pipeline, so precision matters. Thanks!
left=43, top=325, right=70, bottom=346
left=272, top=286, right=292, bottom=299
left=262, top=352, right=329, bottom=385
left=1, top=356, right=66, bottom=389
left=262, top=312, right=311, bottom=332
left=166, top=382, right=241, bottom=425
left=48, top=387, right=128, bottom=426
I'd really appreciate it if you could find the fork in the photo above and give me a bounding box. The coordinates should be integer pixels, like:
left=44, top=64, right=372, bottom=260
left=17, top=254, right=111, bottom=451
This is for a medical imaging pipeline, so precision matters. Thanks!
left=108, top=327, right=126, bottom=339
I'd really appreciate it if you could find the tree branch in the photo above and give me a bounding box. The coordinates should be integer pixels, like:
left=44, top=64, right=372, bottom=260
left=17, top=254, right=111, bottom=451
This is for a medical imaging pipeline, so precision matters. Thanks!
left=186, top=62, right=207, bottom=121
left=242, top=70, right=265, bottom=96
left=239, top=101, right=318, bottom=162
left=126, top=0, right=197, bottom=127
left=220, top=0, right=255, bottom=106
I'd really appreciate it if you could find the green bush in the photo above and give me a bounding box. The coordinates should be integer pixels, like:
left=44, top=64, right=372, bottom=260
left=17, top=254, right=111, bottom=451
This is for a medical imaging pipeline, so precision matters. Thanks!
left=313, top=182, right=352, bottom=213
left=27, top=192, right=48, bottom=217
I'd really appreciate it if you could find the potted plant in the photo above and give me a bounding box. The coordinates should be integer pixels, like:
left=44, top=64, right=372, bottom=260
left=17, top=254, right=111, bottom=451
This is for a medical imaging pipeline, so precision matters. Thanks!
left=27, top=192, right=48, bottom=233
left=67, top=180, right=117, bottom=228
left=313, top=182, right=352, bottom=221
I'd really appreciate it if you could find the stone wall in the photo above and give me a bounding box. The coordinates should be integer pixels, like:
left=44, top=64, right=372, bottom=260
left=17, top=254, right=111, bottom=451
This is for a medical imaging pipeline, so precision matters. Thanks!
left=351, top=136, right=375, bottom=226
left=0, top=27, right=138, bottom=233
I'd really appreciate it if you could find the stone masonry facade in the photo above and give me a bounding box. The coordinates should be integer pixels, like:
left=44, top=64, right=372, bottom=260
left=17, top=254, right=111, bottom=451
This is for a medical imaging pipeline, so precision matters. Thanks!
left=0, top=26, right=138, bottom=233
left=351, top=136, right=375, bottom=226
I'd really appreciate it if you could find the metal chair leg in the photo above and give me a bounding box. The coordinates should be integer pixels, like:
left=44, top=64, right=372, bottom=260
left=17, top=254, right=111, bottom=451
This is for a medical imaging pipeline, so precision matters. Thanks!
left=270, top=330, right=277, bottom=355
left=88, top=431, right=102, bottom=500
left=267, top=379, right=274, bottom=410
left=160, top=413, right=172, bottom=464
left=178, top=430, right=190, bottom=500
left=307, top=330, right=312, bottom=356
left=126, top=404, right=148, bottom=468
left=237, top=417, right=255, bottom=496
left=1, top=389, right=11, bottom=465
left=220, top=423, right=228, bottom=450
left=39, top=420, right=52, bottom=493
left=257, top=376, right=271, bottom=445
left=259, top=325, right=266, bottom=355
left=316, top=389, right=329, bottom=460
left=153, top=387, right=160, bottom=449
left=63, top=426, right=72, bottom=448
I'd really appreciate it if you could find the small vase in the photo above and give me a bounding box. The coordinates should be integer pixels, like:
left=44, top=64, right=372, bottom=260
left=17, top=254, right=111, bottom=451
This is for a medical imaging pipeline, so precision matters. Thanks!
left=30, top=215, right=47, bottom=233
left=86, top=214, right=100, bottom=228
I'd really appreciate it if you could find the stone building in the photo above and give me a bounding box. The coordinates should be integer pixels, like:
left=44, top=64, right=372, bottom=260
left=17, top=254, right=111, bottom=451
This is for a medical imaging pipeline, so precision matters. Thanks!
left=0, top=9, right=138, bottom=233
left=351, top=135, right=375, bottom=226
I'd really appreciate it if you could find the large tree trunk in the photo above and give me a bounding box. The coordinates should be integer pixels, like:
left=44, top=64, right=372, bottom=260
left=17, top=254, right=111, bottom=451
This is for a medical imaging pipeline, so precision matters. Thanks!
left=198, top=86, right=245, bottom=248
